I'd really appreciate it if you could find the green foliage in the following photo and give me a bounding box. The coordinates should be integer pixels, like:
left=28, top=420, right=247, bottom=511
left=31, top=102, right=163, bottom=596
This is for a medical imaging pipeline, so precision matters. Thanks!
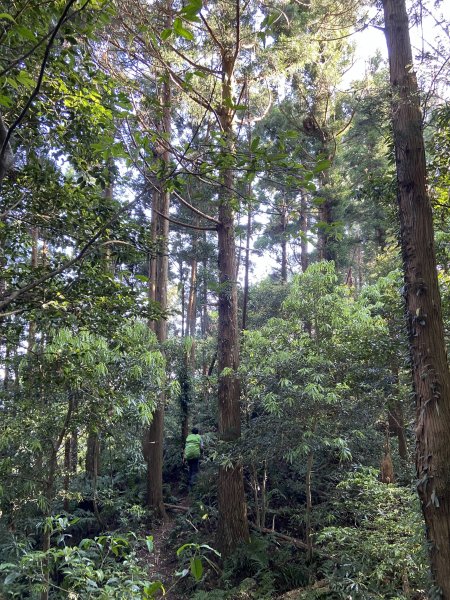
left=317, top=468, right=430, bottom=598
left=0, top=320, right=165, bottom=556
left=0, top=529, right=163, bottom=599
left=241, top=262, right=390, bottom=475
left=176, top=541, right=221, bottom=583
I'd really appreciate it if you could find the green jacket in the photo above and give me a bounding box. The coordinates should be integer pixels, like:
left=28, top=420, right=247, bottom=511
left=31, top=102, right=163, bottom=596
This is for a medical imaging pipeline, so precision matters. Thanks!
left=184, top=433, right=202, bottom=460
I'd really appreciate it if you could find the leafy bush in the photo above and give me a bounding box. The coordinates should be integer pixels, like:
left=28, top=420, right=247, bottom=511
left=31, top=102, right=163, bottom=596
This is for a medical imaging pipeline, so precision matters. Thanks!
left=0, top=524, right=162, bottom=599
left=317, top=468, right=430, bottom=598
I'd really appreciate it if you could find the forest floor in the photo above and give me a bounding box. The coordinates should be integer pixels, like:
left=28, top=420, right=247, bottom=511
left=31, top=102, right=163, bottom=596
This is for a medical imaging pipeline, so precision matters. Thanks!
left=141, top=493, right=192, bottom=599
left=147, top=514, right=179, bottom=599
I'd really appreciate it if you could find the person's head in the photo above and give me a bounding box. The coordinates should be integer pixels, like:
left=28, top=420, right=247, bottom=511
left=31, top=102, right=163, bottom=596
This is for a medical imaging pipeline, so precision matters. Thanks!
left=192, top=427, right=199, bottom=434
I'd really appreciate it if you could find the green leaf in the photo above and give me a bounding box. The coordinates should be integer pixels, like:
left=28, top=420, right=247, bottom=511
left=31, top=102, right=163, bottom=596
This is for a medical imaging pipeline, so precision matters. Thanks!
left=4, top=571, right=20, bottom=585
left=146, top=535, right=154, bottom=552
left=173, top=17, right=194, bottom=41
left=161, top=28, right=172, bottom=40
left=181, top=0, right=202, bottom=15
left=17, top=70, right=35, bottom=90
left=0, top=95, right=12, bottom=107
left=199, top=544, right=221, bottom=557
left=16, top=25, right=36, bottom=41
left=250, top=136, right=260, bottom=151
left=314, top=159, right=331, bottom=173
left=0, top=13, right=16, bottom=22
left=190, top=556, right=203, bottom=581
left=0, top=563, right=18, bottom=571
left=177, top=542, right=196, bottom=556
left=143, top=581, right=165, bottom=598
left=181, top=0, right=202, bottom=21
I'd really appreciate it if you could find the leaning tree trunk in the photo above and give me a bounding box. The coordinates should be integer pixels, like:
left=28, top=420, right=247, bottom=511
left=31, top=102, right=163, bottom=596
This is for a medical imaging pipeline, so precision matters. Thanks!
left=382, top=0, right=450, bottom=595
left=216, top=47, right=249, bottom=557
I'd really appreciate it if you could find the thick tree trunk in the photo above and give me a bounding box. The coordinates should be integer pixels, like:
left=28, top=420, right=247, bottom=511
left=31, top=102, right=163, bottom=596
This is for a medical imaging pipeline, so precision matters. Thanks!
left=382, top=0, right=450, bottom=595
left=144, top=74, right=171, bottom=517
left=201, top=254, right=209, bottom=338
left=216, top=47, right=249, bottom=557
left=85, top=432, right=100, bottom=477
left=317, top=190, right=334, bottom=262
left=187, top=254, right=198, bottom=339
left=280, top=204, right=288, bottom=283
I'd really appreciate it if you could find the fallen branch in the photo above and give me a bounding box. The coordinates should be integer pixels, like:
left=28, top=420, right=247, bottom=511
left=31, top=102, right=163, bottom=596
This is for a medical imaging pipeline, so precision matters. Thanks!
left=249, top=523, right=333, bottom=560
left=249, top=522, right=309, bottom=550
left=164, top=502, right=190, bottom=512
left=279, top=579, right=330, bottom=599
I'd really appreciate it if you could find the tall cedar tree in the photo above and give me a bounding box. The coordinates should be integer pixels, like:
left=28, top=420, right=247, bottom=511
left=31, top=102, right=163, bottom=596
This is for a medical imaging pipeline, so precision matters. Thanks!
left=144, top=76, right=171, bottom=517
left=382, top=0, right=450, bottom=594
left=216, top=39, right=250, bottom=556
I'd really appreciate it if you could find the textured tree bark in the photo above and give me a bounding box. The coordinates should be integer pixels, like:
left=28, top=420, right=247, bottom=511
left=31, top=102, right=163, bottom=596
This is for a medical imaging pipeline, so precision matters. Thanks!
left=187, top=253, right=198, bottom=339
left=300, top=192, right=308, bottom=273
left=179, top=248, right=198, bottom=442
left=85, top=432, right=100, bottom=477
left=0, top=114, right=14, bottom=182
left=305, top=450, right=314, bottom=560
left=317, top=167, right=334, bottom=263
left=382, top=0, right=450, bottom=594
left=216, top=45, right=249, bottom=557
left=144, top=71, right=171, bottom=517
left=241, top=199, right=252, bottom=330
left=388, top=400, right=408, bottom=461
left=280, top=203, right=288, bottom=283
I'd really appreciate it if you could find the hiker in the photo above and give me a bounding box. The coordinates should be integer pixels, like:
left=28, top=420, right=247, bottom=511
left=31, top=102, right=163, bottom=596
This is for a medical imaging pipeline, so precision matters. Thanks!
left=184, top=427, right=203, bottom=488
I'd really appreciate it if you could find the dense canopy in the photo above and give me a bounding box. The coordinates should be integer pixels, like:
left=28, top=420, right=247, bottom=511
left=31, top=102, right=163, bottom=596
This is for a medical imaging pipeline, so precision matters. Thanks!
left=1, top=0, right=450, bottom=598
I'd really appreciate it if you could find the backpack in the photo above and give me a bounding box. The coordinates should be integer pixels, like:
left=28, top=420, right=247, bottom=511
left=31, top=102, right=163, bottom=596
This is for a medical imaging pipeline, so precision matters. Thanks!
left=184, top=433, right=202, bottom=460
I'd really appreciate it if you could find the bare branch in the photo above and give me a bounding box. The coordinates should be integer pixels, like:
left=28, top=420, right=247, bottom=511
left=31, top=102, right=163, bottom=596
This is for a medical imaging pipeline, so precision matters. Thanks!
left=172, top=190, right=220, bottom=224
left=201, top=13, right=224, bottom=51
left=154, top=208, right=217, bottom=231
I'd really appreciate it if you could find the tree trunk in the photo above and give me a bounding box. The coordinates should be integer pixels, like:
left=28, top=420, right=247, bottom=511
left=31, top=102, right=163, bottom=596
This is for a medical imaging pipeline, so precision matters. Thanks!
left=300, top=192, right=308, bottom=273
left=144, top=73, right=171, bottom=517
left=280, top=203, right=288, bottom=283
left=216, top=46, right=249, bottom=557
left=187, top=253, right=198, bottom=339
left=201, top=253, right=209, bottom=338
left=388, top=400, right=408, bottom=461
left=180, top=259, right=185, bottom=337
left=148, top=186, right=159, bottom=332
left=382, top=0, right=450, bottom=594
left=305, top=450, right=314, bottom=560
left=85, top=432, right=100, bottom=477
left=28, top=227, right=39, bottom=352
left=241, top=197, right=252, bottom=330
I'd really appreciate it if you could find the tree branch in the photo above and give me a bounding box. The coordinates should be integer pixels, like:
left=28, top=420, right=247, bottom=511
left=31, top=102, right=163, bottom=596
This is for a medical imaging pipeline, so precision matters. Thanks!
left=172, top=189, right=220, bottom=224
left=154, top=208, right=217, bottom=231
left=0, top=191, right=145, bottom=313
left=0, top=0, right=87, bottom=167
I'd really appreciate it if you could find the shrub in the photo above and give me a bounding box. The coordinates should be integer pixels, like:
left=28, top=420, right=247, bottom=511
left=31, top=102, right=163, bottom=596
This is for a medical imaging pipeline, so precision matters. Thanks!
left=317, top=467, right=430, bottom=599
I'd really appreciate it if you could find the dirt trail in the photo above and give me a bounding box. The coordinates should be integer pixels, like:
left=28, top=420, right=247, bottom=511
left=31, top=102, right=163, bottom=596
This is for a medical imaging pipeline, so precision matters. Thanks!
left=145, top=495, right=192, bottom=599
left=148, top=515, right=180, bottom=599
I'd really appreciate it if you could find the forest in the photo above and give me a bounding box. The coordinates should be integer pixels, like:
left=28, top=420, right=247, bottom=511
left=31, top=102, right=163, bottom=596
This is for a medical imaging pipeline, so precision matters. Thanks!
left=1, top=0, right=450, bottom=598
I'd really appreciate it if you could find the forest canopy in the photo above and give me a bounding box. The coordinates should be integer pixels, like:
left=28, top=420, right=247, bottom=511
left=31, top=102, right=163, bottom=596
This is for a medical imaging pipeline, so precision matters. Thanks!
left=1, top=0, right=450, bottom=598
